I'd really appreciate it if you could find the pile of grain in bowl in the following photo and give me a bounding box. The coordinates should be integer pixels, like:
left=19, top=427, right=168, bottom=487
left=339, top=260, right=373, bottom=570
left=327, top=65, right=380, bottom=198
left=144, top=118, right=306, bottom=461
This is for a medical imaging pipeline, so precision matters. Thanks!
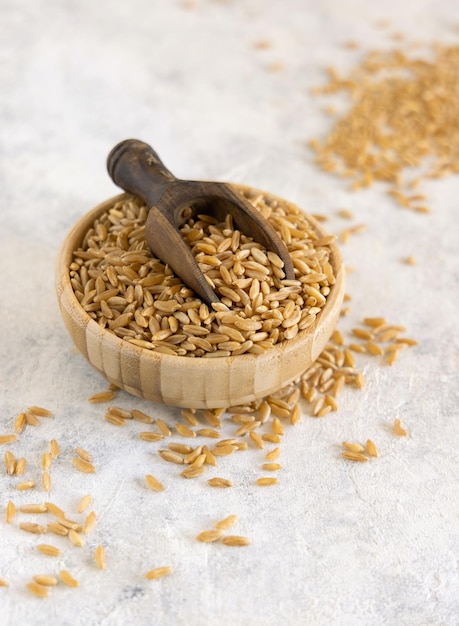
left=69, top=190, right=336, bottom=357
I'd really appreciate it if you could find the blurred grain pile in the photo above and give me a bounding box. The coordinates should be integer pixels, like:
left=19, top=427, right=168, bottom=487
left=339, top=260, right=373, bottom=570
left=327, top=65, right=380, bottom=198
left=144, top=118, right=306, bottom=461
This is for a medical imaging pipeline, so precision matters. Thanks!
left=311, top=42, right=459, bottom=211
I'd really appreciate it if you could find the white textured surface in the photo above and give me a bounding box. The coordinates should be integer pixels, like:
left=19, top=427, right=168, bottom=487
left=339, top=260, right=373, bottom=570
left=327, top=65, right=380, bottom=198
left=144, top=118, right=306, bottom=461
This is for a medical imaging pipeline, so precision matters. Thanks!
left=1, top=1, right=459, bottom=625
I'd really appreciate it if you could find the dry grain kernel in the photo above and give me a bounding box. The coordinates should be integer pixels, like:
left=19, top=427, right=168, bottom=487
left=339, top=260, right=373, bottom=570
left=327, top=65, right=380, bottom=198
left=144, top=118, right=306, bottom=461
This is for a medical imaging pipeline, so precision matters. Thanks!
left=196, top=529, right=225, bottom=543
left=207, top=477, right=232, bottom=488
left=60, top=570, right=79, bottom=587
left=342, top=442, right=365, bottom=453
left=77, top=494, right=92, bottom=513
left=256, top=477, right=278, bottom=486
left=342, top=451, right=369, bottom=462
left=6, top=501, right=16, bottom=524
left=95, top=545, right=107, bottom=570
left=20, top=522, right=47, bottom=534
left=215, top=515, right=239, bottom=530
left=17, top=481, right=35, bottom=491
left=26, top=582, right=49, bottom=598
left=144, top=566, right=172, bottom=580
left=0, top=435, right=18, bottom=445
left=221, top=535, right=250, bottom=546
left=366, top=439, right=380, bottom=457
left=145, top=474, right=165, bottom=492
left=261, top=463, right=282, bottom=471
left=37, top=544, right=61, bottom=557
left=72, top=457, right=96, bottom=473
left=394, top=418, right=408, bottom=436
left=33, top=575, right=58, bottom=587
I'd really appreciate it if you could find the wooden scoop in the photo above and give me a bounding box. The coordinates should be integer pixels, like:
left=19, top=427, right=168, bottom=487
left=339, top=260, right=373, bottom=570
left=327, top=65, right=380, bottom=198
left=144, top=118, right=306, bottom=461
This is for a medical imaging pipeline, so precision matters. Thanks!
left=107, top=139, right=295, bottom=305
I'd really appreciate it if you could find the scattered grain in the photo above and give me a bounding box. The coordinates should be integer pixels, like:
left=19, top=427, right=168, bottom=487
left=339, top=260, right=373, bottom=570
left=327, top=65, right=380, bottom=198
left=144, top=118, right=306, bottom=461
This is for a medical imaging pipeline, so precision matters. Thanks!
left=256, top=477, right=278, bottom=486
left=83, top=511, right=97, bottom=534
left=249, top=431, right=264, bottom=449
left=42, top=472, right=51, bottom=493
left=50, top=439, right=60, bottom=458
left=17, top=481, right=35, bottom=491
left=41, top=452, right=51, bottom=472
left=72, top=457, right=96, bottom=474
left=387, top=350, right=399, bottom=366
left=342, top=442, right=365, bottom=453
left=352, top=328, right=373, bottom=340
left=14, top=413, right=26, bottom=433
left=212, top=444, right=237, bottom=456
left=202, top=445, right=217, bottom=466
left=394, top=418, right=408, bottom=436
left=6, top=501, right=15, bottom=524
left=28, top=406, right=53, bottom=418
left=311, top=42, right=459, bottom=211
left=215, top=515, right=239, bottom=530
left=175, top=424, right=196, bottom=438
left=19, top=503, right=47, bottom=514
left=221, top=535, right=250, bottom=546
left=261, top=434, right=281, bottom=444
left=15, top=457, right=26, bottom=476
left=45, top=502, right=65, bottom=518
left=366, top=340, right=384, bottom=356
left=181, top=465, right=206, bottom=479
left=145, top=474, right=165, bottom=492
left=168, top=443, right=193, bottom=454
left=37, top=544, right=61, bottom=557
left=68, top=529, right=85, bottom=547
left=145, top=566, right=172, bottom=580
left=157, top=419, right=172, bottom=437
left=0, top=435, right=18, bottom=445
left=366, top=439, right=380, bottom=457
left=158, top=449, right=184, bottom=464
left=342, top=451, right=369, bottom=462
left=196, top=529, right=225, bottom=543
left=265, top=447, right=281, bottom=462
left=75, top=447, right=92, bottom=462
left=104, top=413, right=126, bottom=426
left=95, top=545, right=107, bottom=570
left=139, top=432, right=164, bottom=442
left=4, top=450, right=15, bottom=475
left=106, top=406, right=132, bottom=419
left=60, top=570, right=79, bottom=587
left=354, top=372, right=365, bottom=388
left=207, top=477, right=232, bottom=488
left=33, top=575, right=58, bottom=586
left=19, top=522, right=47, bottom=534
left=77, top=494, right=93, bottom=514
left=25, top=412, right=40, bottom=426
left=26, top=582, right=49, bottom=598
left=47, top=523, right=69, bottom=536
left=88, top=390, right=116, bottom=403
left=58, top=518, right=82, bottom=532
left=131, top=409, right=154, bottom=424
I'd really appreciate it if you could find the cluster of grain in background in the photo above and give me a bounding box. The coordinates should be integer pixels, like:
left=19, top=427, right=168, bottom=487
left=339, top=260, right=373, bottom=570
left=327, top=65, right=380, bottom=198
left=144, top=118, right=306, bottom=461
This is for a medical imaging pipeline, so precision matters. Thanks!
left=7, top=25, right=456, bottom=597
left=310, top=31, right=459, bottom=214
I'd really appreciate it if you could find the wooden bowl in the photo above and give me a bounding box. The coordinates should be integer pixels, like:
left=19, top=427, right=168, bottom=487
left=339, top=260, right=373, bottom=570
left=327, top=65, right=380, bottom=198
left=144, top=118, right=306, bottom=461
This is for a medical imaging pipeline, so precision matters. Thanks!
left=56, top=188, right=344, bottom=409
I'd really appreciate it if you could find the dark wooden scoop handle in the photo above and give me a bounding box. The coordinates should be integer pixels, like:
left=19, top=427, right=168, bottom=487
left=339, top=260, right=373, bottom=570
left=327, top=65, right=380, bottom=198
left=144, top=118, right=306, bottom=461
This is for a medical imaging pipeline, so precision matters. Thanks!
left=107, top=139, right=294, bottom=305
left=107, top=139, right=176, bottom=205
